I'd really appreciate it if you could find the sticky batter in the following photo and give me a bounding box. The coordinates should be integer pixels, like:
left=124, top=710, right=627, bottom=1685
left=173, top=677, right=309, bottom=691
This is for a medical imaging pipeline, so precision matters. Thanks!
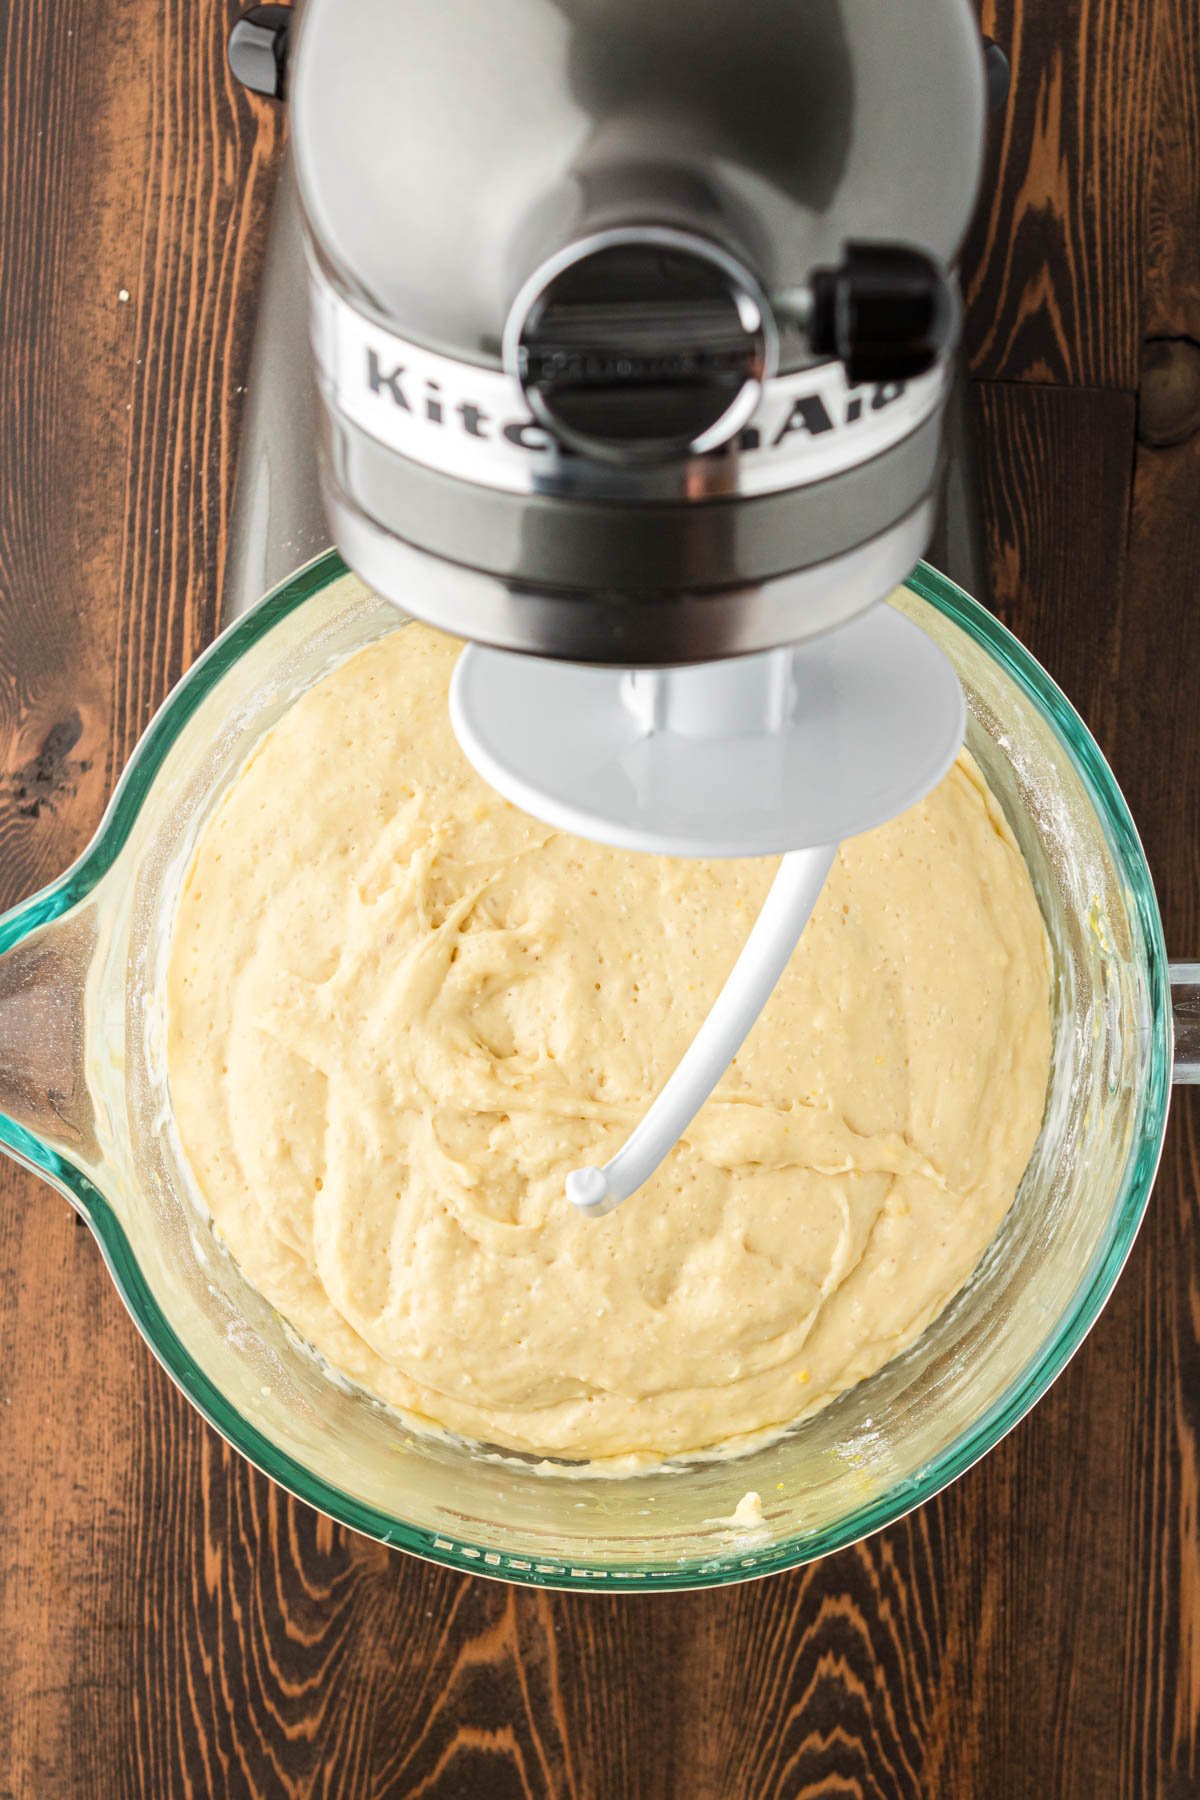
left=167, top=621, right=1051, bottom=1466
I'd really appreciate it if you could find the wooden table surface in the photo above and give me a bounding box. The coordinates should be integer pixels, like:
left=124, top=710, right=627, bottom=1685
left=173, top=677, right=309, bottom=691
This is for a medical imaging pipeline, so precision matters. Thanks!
left=1, top=3, right=1197, bottom=1795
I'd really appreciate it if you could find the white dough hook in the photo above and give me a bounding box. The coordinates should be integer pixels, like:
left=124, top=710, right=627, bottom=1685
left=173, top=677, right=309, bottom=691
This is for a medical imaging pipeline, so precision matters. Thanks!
left=564, top=844, right=837, bottom=1216
left=450, top=600, right=967, bottom=1214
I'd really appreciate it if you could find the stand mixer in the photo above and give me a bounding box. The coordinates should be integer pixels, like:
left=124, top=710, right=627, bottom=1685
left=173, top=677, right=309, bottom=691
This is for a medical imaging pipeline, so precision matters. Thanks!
left=226, top=0, right=1004, bottom=1213
left=0, top=0, right=1192, bottom=1597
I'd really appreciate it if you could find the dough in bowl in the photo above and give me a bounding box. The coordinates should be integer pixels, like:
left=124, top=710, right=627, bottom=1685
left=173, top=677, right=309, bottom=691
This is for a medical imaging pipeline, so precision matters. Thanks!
left=167, top=620, right=1052, bottom=1467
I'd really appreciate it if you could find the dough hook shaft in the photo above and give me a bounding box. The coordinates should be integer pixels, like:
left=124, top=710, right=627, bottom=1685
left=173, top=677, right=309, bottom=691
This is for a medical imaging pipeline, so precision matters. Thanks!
left=565, top=844, right=837, bottom=1216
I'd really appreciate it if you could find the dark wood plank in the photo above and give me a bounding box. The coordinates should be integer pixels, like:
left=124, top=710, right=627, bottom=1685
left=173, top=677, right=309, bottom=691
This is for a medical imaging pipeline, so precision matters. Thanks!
left=0, top=0, right=284, bottom=1794
left=1141, top=0, right=1200, bottom=345
left=1115, top=8, right=1200, bottom=1755
left=965, top=0, right=1159, bottom=387
left=1116, top=431, right=1200, bottom=1800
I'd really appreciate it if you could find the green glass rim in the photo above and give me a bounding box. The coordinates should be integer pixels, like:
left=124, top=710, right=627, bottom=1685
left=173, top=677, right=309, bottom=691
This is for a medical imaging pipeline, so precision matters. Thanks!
left=0, top=554, right=1173, bottom=1591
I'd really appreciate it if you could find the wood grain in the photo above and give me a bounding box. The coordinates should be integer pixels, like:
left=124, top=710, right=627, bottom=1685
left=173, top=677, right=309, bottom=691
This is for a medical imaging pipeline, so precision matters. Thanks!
left=0, top=1, right=1197, bottom=1797
left=1140, top=0, right=1200, bottom=345
left=965, top=0, right=1159, bottom=386
left=1117, top=27, right=1200, bottom=1755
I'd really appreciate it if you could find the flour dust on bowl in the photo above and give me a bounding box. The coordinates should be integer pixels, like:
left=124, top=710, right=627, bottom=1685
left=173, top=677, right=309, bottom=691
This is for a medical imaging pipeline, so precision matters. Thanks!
left=0, top=556, right=1187, bottom=1590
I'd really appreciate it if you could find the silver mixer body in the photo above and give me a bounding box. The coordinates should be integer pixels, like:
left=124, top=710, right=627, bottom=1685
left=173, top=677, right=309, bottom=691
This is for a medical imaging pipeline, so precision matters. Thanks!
left=270, top=0, right=987, bottom=665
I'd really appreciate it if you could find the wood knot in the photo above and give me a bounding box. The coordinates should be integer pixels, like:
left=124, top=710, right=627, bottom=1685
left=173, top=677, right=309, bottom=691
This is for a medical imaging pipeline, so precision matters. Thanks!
left=4, top=711, right=93, bottom=820
left=1138, top=336, right=1200, bottom=447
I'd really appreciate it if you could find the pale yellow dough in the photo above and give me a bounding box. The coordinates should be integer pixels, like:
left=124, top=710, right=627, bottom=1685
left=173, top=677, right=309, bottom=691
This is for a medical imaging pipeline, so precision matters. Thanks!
left=167, top=622, right=1051, bottom=1466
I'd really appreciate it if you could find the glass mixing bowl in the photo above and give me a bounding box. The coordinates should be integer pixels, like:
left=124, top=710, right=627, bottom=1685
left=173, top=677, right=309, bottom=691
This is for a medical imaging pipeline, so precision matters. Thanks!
left=1, top=557, right=1192, bottom=1591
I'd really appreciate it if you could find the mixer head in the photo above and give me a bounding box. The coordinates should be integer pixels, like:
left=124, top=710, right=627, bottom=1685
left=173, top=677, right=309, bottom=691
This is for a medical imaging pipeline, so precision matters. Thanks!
left=274, top=0, right=984, bottom=852
left=276, top=0, right=985, bottom=854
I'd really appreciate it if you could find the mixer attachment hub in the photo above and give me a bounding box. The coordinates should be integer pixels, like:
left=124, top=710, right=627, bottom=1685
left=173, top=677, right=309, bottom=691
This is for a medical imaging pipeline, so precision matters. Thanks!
left=450, top=603, right=966, bottom=860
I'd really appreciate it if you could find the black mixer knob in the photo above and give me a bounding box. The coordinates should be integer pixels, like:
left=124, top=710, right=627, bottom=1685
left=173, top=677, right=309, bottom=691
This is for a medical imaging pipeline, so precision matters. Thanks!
left=228, top=5, right=292, bottom=103
left=809, top=242, right=959, bottom=386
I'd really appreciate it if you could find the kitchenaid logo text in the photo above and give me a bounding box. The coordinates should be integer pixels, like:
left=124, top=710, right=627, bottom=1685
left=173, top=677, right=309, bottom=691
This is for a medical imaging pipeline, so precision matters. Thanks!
left=367, top=351, right=557, bottom=452
left=364, top=348, right=912, bottom=455
left=314, top=279, right=947, bottom=499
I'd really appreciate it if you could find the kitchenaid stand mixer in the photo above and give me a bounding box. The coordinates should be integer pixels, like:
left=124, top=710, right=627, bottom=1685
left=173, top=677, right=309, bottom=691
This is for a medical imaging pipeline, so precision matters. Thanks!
left=226, top=0, right=1002, bottom=1208
left=0, top=0, right=1194, bottom=1597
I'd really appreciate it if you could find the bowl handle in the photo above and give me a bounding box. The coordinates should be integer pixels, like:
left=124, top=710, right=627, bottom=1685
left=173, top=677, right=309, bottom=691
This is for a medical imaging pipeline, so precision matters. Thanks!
left=0, top=902, right=97, bottom=1157
left=1171, top=963, right=1200, bottom=1085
